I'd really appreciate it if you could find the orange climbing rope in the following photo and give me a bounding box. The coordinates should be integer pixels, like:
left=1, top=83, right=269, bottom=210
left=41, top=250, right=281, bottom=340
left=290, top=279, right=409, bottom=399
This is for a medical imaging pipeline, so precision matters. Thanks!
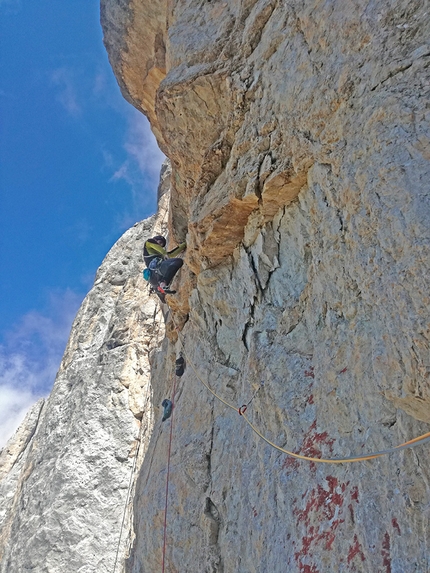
left=161, top=372, right=178, bottom=573
left=171, top=317, right=430, bottom=464
left=240, top=411, right=430, bottom=464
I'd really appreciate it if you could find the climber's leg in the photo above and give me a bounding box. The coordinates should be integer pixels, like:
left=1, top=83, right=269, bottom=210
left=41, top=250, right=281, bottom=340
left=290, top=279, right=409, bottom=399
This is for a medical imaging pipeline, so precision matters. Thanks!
left=158, top=258, right=183, bottom=285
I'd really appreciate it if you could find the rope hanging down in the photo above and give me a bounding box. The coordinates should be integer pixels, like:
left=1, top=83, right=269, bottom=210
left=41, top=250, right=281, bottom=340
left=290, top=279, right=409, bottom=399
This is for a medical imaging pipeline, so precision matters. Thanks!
left=112, top=436, right=141, bottom=573
left=113, top=296, right=169, bottom=572
left=162, top=371, right=178, bottom=573
left=171, top=317, right=430, bottom=464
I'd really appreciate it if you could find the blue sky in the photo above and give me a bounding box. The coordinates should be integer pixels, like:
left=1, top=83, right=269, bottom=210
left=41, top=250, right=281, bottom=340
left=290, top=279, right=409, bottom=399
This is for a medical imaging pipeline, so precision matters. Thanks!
left=0, top=0, right=164, bottom=446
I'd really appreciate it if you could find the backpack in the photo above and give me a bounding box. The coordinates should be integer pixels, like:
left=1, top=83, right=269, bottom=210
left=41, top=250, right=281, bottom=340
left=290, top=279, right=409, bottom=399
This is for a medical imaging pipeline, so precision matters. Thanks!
left=143, top=258, right=162, bottom=282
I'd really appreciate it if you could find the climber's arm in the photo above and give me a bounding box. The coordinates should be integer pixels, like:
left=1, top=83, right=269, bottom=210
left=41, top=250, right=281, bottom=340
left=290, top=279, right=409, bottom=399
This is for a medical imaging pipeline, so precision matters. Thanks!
left=167, top=242, right=186, bottom=258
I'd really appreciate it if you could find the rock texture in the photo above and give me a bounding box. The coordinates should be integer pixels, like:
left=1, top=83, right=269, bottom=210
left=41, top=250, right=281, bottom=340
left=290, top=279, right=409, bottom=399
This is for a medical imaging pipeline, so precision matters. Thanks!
left=0, top=183, right=170, bottom=572
left=1, top=1, right=429, bottom=573
left=101, top=0, right=430, bottom=419
left=101, top=0, right=430, bottom=572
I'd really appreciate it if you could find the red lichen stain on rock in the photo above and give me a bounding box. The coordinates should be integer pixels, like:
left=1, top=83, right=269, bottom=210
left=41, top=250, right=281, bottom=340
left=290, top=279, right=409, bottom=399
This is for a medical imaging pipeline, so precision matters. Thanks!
left=302, top=421, right=335, bottom=460
left=283, top=456, right=300, bottom=472
left=305, top=367, right=315, bottom=378
left=302, top=565, right=320, bottom=573
left=391, top=518, right=401, bottom=535
left=381, top=532, right=392, bottom=573
left=282, top=420, right=335, bottom=474
left=347, top=534, right=365, bottom=565
left=292, top=475, right=355, bottom=571
left=307, top=394, right=314, bottom=405
left=285, top=424, right=361, bottom=571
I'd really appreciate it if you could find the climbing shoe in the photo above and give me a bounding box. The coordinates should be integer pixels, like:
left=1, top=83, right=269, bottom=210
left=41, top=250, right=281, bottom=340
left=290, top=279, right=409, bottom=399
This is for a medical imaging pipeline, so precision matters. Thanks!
left=157, top=285, right=176, bottom=295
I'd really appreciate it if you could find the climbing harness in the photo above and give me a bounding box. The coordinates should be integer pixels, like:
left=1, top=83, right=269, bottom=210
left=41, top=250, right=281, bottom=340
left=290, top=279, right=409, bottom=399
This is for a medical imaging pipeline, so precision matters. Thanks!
left=149, top=258, right=161, bottom=271
left=170, top=315, right=430, bottom=464
left=144, top=259, right=177, bottom=300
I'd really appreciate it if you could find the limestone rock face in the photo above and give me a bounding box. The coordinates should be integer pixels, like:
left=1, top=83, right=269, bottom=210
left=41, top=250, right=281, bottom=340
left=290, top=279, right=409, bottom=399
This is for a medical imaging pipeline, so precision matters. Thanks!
left=101, top=0, right=430, bottom=420
left=0, top=191, right=170, bottom=572
left=100, top=0, right=168, bottom=145
left=0, top=399, right=45, bottom=548
left=100, top=1, right=430, bottom=572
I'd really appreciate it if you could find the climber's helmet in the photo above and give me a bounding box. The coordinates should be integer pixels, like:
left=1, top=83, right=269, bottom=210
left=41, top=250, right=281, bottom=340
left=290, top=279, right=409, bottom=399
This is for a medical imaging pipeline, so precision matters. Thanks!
left=153, top=235, right=166, bottom=247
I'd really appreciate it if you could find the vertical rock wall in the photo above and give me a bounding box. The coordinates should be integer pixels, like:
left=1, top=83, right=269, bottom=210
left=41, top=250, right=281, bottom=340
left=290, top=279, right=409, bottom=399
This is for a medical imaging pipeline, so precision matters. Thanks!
left=101, top=0, right=430, bottom=572
left=129, top=200, right=430, bottom=573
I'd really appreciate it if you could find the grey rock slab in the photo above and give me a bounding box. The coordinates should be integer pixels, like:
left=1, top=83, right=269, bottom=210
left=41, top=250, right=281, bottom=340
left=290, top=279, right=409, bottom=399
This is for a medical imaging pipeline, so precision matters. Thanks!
left=0, top=200, right=170, bottom=572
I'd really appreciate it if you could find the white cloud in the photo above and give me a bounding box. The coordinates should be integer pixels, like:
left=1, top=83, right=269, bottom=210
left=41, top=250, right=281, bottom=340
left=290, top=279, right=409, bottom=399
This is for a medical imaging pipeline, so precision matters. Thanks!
left=111, top=162, right=131, bottom=183
left=124, top=111, right=165, bottom=182
left=93, top=69, right=107, bottom=97
left=109, top=109, right=165, bottom=230
left=51, top=67, right=81, bottom=117
left=111, top=109, right=165, bottom=189
left=0, top=364, right=41, bottom=449
left=0, top=289, right=83, bottom=449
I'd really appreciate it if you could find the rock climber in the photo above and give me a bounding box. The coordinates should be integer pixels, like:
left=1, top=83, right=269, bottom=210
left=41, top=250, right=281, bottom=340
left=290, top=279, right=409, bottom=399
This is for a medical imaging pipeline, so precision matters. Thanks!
left=143, top=235, right=186, bottom=301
